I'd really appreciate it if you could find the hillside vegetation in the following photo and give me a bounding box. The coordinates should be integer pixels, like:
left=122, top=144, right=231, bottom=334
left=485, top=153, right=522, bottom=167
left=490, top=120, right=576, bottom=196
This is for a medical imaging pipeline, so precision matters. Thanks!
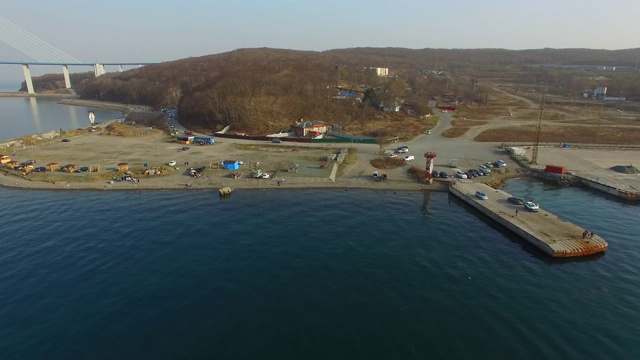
left=23, top=47, right=640, bottom=136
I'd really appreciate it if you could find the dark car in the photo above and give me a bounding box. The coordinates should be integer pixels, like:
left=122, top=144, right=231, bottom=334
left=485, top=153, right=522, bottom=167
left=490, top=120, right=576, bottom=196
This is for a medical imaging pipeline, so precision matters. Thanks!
left=79, top=167, right=89, bottom=172
left=61, top=138, right=70, bottom=142
left=34, top=166, right=47, bottom=172
left=181, top=146, right=190, bottom=151
left=439, top=171, right=448, bottom=178
left=465, top=171, right=474, bottom=179
left=271, top=138, right=282, bottom=143
left=432, top=170, right=439, bottom=178
left=508, top=197, right=525, bottom=205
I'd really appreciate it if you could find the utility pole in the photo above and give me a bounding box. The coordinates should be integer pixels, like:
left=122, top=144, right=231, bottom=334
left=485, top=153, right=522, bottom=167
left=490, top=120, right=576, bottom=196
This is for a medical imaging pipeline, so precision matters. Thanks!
left=531, top=92, right=545, bottom=165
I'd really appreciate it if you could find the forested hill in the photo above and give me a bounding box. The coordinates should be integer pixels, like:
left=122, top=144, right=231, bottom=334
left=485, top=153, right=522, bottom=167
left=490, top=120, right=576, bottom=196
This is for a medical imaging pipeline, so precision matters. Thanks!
left=69, top=47, right=640, bottom=134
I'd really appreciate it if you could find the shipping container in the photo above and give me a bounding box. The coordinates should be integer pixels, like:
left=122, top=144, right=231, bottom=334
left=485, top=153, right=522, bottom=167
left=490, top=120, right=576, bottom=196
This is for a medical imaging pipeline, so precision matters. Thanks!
left=545, top=165, right=566, bottom=174
left=507, top=147, right=526, bottom=156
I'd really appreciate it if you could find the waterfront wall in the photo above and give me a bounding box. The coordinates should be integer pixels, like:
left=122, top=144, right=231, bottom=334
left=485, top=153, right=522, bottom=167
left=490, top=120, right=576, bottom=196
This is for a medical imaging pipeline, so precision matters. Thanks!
left=449, top=185, right=555, bottom=256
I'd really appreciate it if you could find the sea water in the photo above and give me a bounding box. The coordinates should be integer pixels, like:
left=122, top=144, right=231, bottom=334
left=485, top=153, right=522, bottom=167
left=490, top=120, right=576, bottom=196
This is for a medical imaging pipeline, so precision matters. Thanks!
left=0, top=182, right=638, bottom=359
left=0, top=96, right=122, bottom=142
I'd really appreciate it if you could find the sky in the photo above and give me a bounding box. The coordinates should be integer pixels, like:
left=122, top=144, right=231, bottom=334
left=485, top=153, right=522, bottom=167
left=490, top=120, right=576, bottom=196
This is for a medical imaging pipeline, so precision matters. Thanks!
left=1, top=0, right=639, bottom=84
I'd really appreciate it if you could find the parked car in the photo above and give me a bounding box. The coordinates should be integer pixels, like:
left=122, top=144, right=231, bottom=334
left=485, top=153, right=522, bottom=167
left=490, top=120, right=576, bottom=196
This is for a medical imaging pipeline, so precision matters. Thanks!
left=389, top=153, right=398, bottom=158
left=494, top=160, right=507, bottom=168
left=185, top=131, right=193, bottom=135
left=455, top=170, right=467, bottom=179
left=34, top=166, right=47, bottom=172
left=475, top=191, right=488, bottom=200
left=61, top=138, right=70, bottom=142
left=432, top=170, right=439, bottom=178
left=23, top=160, right=36, bottom=165
left=508, top=197, right=525, bottom=205
left=260, top=173, right=270, bottom=179
left=525, top=201, right=539, bottom=212
left=465, top=171, right=475, bottom=179
left=439, top=171, right=449, bottom=178
left=404, top=155, right=415, bottom=162
left=181, top=147, right=190, bottom=151
left=271, top=138, right=282, bottom=143
left=78, top=167, right=89, bottom=172
left=168, top=160, right=177, bottom=166
left=479, top=164, right=491, bottom=173
left=396, top=147, right=409, bottom=153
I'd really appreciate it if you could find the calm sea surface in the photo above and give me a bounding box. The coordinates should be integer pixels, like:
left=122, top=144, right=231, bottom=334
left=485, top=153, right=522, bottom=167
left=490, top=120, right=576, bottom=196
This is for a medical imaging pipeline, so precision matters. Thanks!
left=0, top=97, right=639, bottom=359
left=0, top=89, right=122, bottom=142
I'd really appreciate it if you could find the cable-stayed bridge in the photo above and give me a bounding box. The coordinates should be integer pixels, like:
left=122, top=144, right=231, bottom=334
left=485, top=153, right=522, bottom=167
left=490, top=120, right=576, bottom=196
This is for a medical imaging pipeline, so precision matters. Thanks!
left=0, top=16, right=156, bottom=94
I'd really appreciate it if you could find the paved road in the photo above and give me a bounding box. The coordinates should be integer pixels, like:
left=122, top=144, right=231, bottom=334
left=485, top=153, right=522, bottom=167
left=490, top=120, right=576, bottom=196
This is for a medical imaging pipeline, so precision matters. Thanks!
left=403, top=111, right=504, bottom=173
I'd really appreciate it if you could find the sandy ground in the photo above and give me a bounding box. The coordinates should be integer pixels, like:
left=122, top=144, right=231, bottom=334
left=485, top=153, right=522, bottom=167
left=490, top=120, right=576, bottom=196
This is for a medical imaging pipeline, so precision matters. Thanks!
left=0, top=114, right=449, bottom=192
left=2, top=97, right=638, bottom=194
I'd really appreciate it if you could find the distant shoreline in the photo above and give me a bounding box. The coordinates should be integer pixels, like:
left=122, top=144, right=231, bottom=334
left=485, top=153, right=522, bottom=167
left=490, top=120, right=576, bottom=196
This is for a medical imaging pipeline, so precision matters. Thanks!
left=0, top=91, right=77, bottom=98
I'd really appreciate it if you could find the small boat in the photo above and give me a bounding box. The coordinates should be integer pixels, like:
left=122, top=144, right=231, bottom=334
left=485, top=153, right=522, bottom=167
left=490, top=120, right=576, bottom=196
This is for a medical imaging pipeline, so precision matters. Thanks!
left=524, top=201, right=539, bottom=212
left=218, top=187, right=233, bottom=197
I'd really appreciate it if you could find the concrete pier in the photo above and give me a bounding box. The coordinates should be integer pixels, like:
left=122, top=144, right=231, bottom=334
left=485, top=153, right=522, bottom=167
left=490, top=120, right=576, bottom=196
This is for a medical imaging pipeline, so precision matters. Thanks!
left=449, top=181, right=608, bottom=257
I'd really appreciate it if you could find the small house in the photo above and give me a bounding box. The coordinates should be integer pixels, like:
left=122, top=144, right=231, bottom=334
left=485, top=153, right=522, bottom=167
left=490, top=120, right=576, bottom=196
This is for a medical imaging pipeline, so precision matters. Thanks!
left=0, top=155, right=10, bottom=165
left=117, top=163, right=129, bottom=172
left=222, top=160, right=240, bottom=171
left=293, top=120, right=331, bottom=137
left=47, top=162, right=59, bottom=171
left=6, top=160, right=19, bottom=169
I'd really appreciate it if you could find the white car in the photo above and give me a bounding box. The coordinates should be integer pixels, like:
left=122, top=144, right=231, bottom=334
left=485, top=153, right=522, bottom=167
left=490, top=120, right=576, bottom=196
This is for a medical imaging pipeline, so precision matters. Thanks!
left=388, top=154, right=398, bottom=158
left=404, top=155, right=415, bottom=162
left=456, top=170, right=468, bottom=179
left=525, top=201, right=539, bottom=212
left=168, top=160, right=177, bottom=166
left=475, top=191, right=488, bottom=200
left=260, top=173, right=270, bottom=179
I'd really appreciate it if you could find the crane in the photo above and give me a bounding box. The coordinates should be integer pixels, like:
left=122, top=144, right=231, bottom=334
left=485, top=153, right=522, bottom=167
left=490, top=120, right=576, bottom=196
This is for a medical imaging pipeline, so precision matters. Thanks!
left=531, top=93, right=545, bottom=165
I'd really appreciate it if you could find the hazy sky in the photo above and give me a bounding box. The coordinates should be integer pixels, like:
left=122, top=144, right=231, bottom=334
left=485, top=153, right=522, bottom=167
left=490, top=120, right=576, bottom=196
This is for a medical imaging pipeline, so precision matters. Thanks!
left=1, top=0, right=638, bottom=83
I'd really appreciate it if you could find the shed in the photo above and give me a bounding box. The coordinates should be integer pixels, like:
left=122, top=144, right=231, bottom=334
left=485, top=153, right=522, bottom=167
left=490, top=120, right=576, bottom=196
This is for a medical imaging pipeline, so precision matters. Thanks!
left=47, top=162, right=59, bottom=171
left=117, top=163, right=129, bottom=172
left=63, top=164, right=77, bottom=173
left=6, top=160, right=19, bottom=169
left=0, top=155, right=10, bottom=164
left=222, top=160, right=240, bottom=171
left=176, top=135, right=194, bottom=144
